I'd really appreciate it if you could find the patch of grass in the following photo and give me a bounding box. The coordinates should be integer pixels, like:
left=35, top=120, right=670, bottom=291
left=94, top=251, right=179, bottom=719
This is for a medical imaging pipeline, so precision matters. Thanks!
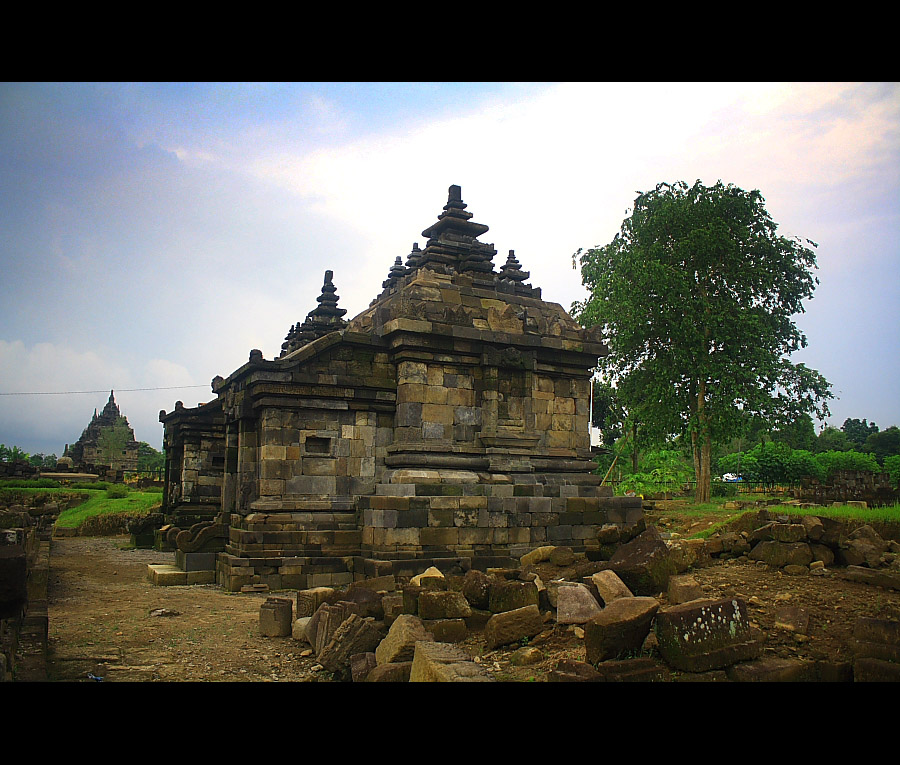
left=795, top=502, right=900, bottom=523
left=0, top=487, right=91, bottom=506
left=0, top=478, right=62, bottom=489
left=55, top=491, right=163, bottom=529
left=677, top=498, right=900, bottom=539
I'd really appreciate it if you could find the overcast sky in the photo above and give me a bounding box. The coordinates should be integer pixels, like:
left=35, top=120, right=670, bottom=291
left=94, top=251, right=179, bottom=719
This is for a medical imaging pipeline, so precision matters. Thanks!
left=1, top=82, right=898, bottom=457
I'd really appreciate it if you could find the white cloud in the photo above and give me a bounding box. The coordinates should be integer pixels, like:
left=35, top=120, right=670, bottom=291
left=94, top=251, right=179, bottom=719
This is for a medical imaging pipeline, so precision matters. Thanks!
left=0, top=340, right=205, bottom=453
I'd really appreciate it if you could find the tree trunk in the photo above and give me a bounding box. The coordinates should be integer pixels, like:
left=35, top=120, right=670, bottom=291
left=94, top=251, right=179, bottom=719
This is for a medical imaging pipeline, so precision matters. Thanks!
left=697, top=434, right=711, bottom=504
left=691, top=430, right=700, bottom=490
left=694, top=380, right=711, bottom=504
left=631, top=423, right=639, bottom=473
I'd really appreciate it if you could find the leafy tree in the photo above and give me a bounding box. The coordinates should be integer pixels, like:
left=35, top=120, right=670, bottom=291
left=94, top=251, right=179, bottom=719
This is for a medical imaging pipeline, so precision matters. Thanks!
left=97, top=417, right=132, bottom=466
left=815, top=426, right=852, bottom=453
left=1, top=444, right=29, bottom=463
left=27, top=453, right=58, bottom=469
left=137, top=442, right=165, bottom=471
left=573, top=180, right=832, bottom=503
left=841, top=418, right=878, bottom=450
left=617, top=448, right=693, bottom=496
left=590, top=380, right=624, bottom=448
left=816, top=450, right=880, bottom=480
left=864, top=426, right=900, bottom=465
left=884, top=454, right=900, bottom=488
left=771, top=413, right=817, bottom=451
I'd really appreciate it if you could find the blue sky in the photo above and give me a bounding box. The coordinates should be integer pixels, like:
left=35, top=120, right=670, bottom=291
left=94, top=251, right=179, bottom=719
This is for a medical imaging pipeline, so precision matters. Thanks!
left=1, top=82, right=898, bottom=457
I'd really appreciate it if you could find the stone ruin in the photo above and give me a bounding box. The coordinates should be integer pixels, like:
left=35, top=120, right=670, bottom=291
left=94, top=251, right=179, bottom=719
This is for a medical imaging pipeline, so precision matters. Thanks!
left=63, top=390, right=139, bottom=477
left=796, top=470, right=898, bottom=507
left=157, top=185, right=643, bottom=590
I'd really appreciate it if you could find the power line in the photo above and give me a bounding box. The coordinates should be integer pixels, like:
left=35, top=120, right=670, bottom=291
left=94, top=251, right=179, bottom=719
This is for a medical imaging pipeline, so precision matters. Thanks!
left=0, top=385, right=209, bottom=396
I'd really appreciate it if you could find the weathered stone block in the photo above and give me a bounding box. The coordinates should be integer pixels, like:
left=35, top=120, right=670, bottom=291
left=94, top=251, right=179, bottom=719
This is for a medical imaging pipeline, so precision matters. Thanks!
left=557, top=583, right=602, bottom=624
left=259, top=597, right=293, bottom=637
left=418, top=590, right=472, bottom=620
left=488, top=579, right=539, bottom=613
left=409, top=641, right=493, bottom=682
left=726, top=657, right=815, bottom=682
left=854, top=657, right=900, bottom=682
left=584, top=596, right=659, bottom=664
left=318, top=614, right=384, bottom=677
left=590, top=570, right=634, bottom=605
left=483, top=605, right=544, bottom=651
left=367, top=661, right=413, bottom=682
left=655, top=597, right=761, bottom=673
left=602, top=526, right=676, bottom=595
left=667, top=574, right=704, bottom=605
left=748, top=541, right=813, bottom=568
left=376, top=613, right=433, bottom=665
left=424, top=618, right=468, bottom=643
left=520, top=545, right=555, bottom=567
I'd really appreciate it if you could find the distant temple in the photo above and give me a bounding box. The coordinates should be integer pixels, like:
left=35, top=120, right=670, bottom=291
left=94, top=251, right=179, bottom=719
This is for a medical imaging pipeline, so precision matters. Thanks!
left=65, top=390, right=139, bottom=472
left=159, top=186, right=641, bottom=591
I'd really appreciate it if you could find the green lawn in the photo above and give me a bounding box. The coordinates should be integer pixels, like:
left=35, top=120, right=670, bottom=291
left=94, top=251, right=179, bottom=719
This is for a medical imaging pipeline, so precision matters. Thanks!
left=55, top=491, right=163, bottom=528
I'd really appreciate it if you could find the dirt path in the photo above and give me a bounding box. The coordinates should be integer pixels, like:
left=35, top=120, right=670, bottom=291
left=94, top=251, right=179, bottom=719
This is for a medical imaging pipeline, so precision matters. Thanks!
left=45, top=533, right=900, bottom=682
left=47, top=536, right=326, bottom=682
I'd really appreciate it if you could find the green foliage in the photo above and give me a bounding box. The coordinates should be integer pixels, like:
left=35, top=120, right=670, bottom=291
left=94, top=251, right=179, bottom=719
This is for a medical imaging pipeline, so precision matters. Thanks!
left=711, top=481, right=738, bottom=497
left=0, top=444, right=30, bottom=463
left=136, top=441, right=165, bottom=471
left=884, top=455, right=900, bottom=487
left=97, top=417, right=132, bottom=465
left=815, top=426, right=852, bottom=453
left=106, top=485, right=130, bottom=499
left=864, top=426, right=900, bottom=465
left=590, top=380, right=625, bottom=449
left=617, top=448, right=692, bottom=495
left=573, top=180, right=832, bottom=503
left=0, top=478, right=62, bottom=489
left=717, top=442, right=881, bottom=485
left=27, top=452, right=58, bottom=468
left=816, top=450, right=881, bottom=479
left=771, top=413, right=817, bottom=451
left=842, top=417, right=879, bottom=449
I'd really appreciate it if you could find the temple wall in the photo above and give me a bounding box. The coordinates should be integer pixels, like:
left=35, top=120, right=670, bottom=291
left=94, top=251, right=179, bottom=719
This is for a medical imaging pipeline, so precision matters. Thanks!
left=252, top=407, right=393, bottom=502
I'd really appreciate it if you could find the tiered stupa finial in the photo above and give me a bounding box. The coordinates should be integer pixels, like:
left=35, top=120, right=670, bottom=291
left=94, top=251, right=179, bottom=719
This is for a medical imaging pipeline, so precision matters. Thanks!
left=404, top=242, right=423, bottom=271
left=382, top=255, right=407, bottom=290
left=101, top=390, right=120, bottom=418
left=416, top=185, right=496, bottom=275
left=280, top=270, right=348, bottom=357
left=499, top=249, right=530, bottom=284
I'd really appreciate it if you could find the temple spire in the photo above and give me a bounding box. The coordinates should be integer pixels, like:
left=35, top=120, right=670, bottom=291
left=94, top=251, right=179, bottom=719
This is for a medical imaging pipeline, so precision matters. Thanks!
left=417, top=185, right=496, bottom=275
left=499, top=249, right=530, bottom=284
left=382, top=255, right=406, bottom=290
left=280, top=270, right=348, bottom=357
left=404, top=242, right=422, bottom=271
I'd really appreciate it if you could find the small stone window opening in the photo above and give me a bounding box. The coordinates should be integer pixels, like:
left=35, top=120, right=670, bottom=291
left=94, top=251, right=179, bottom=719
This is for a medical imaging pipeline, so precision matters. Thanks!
left=305, top=437, right=331, bottom=454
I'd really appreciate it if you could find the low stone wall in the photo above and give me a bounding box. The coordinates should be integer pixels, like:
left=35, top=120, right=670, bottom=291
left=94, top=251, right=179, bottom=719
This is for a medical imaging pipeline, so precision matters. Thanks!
left=796, top=470, right=898, bottom=507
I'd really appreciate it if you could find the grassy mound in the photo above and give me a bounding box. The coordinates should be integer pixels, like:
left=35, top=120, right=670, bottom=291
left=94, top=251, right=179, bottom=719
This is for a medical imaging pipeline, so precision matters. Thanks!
left=55, top=490, right=163, bottom=531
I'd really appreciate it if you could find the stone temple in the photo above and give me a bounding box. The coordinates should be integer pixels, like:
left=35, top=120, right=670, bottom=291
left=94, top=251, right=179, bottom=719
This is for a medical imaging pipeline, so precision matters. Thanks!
left=65, top=390, right=139, bottom=473
left=159, top=186, right=641, bottom=591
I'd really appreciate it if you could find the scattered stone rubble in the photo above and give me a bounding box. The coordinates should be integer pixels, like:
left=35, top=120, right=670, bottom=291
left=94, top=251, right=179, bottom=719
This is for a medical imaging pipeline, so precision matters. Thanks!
left=255, top=505, right=900, bottom=681
left=0, top=496, right=60, bottom=680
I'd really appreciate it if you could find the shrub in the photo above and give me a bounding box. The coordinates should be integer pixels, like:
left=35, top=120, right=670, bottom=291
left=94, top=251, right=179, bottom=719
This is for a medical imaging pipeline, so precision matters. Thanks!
left=106, top=485, right=129, bottom=499
left=816, top=450, right=881, bottom=480
left=711, top=481, right=738, bottom=497
left=884, top=455, right=900, bottom=488
left=0, top=478, right=62, bottom=489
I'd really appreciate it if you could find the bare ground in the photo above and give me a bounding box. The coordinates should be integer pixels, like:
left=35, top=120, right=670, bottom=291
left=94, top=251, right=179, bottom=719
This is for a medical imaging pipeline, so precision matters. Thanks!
left=45, top=519, right=900, bottom=682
